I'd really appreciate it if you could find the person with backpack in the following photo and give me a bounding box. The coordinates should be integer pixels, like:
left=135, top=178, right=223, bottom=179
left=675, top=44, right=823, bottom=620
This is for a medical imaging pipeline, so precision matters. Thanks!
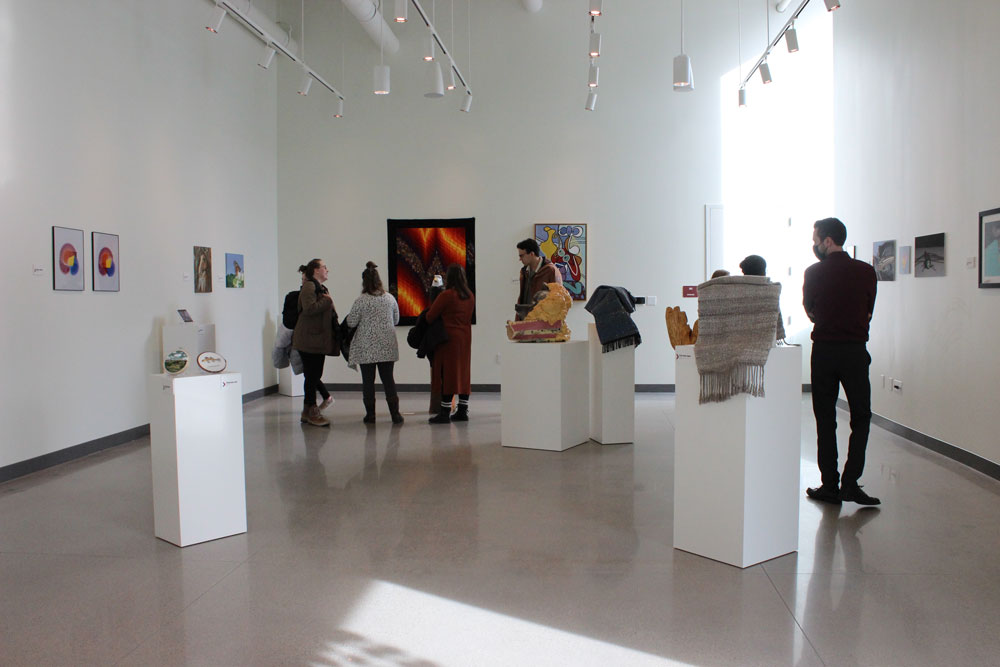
left=292, top=259, right=339, bottom=427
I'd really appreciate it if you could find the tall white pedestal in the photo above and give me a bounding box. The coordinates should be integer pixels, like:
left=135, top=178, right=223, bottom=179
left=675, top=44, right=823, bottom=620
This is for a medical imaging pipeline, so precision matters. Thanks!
left=673, top=345, right=802, bottom=568
left=501, top=340, right=590, bottom=451
left=148, top=372, right=247, bottom=547
left=162, top=323, right=216, bottom=361
left=588, top=322, right=635, bottom=444
left=278, top=366, right=304, bottom=396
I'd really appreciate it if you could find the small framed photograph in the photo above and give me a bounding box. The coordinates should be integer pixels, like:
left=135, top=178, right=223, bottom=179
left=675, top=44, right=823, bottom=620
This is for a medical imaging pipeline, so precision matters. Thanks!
left=52, top=226, right=85, bottom=291
left=92, top=232, right=120, bottom=292
left=898, top=245, right=912, bottom=275
left=872, top=240, right=896, bottom=281
left=914, top=233, right=945, bottom=277
left=177, top=309, right=194, bottom=323
left=980, top=208, right=1000, bottom=288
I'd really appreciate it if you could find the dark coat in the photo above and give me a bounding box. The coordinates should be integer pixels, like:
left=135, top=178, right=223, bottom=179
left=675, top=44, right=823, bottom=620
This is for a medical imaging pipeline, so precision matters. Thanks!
left=426, top=289, right=474, bottom=395
left=292, top=279, right=339, bottom=355
left=584, top=285, right=642, bottom=352
left=518, top=257, right=561, bottom=307
left=407, top=310, right=448, bottom=360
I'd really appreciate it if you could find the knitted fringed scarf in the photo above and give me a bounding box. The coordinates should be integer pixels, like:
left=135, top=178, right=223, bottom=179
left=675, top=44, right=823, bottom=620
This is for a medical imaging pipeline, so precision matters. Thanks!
left=694, top=276, right=782, bottom=404
left=585, top=285, right=642, bottom=353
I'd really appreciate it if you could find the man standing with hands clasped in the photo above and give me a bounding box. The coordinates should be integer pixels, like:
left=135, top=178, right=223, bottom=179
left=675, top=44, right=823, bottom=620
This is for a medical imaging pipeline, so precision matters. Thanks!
left=803, top=218, right=881, bottom=506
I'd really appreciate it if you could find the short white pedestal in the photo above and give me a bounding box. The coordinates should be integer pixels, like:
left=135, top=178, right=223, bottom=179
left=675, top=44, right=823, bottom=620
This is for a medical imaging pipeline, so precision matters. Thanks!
left=162, top=323, right=216, bottom=361
left=278, top=366, right=304, bottom=396
left=588, top=322, right=635, bottom=444
left=673, top=345, right=802, bottom=568
left=148, top=372, right=247, bottom=547
left=501, top=340, right=590, bottom=451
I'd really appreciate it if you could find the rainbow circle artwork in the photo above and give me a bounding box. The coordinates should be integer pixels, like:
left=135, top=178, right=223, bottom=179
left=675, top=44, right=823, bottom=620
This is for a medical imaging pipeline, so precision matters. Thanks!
left=98, top=247, right=115, bottom=277
left=92, top=231, right=120, bottom=292
left=52, top=226, right=85, bottom=291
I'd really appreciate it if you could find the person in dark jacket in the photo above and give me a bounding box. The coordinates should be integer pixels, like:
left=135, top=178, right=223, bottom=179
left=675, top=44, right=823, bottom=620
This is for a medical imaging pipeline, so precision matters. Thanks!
left=426, top=265, right=475, bottom=423
left=292, top=259, right=337, bottom=427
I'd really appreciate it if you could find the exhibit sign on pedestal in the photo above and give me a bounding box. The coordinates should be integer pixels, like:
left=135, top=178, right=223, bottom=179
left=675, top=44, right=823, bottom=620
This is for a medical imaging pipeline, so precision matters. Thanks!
left=148, top=372, right=247, bottom=547
left=501, top=340, right=590, bottom=451
left=588, top=322, right=635, bottom=444
left=673, top=345, right=802, bottom=568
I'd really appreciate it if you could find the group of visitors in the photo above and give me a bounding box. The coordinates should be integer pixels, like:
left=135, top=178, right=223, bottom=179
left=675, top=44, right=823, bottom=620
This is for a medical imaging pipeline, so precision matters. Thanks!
left=277, top=259, right=474, bottom=428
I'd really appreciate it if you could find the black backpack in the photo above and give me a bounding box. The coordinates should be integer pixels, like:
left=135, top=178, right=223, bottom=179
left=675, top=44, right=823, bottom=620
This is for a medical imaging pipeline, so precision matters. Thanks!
left=282, top=290, right=300, bottom=330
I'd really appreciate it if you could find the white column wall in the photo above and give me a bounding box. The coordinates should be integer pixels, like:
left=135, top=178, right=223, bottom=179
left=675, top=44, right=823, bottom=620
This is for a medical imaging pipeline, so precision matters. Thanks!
left=833, top=0, right=1000, bottom=464
left=0, top=0, right=279, bottom=468
left=276, top=0, right=736, bottom=387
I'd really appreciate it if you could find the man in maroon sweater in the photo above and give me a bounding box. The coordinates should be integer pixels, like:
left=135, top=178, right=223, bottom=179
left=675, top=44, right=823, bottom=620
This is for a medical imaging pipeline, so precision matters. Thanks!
left=803, top=218, right=881, bottom=506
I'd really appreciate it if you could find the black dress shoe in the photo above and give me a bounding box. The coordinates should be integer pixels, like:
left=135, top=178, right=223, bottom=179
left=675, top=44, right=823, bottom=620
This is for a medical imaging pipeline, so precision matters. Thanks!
left=806, top=485, right=842, bottom=505
left=839, top=484, right=881, bottom=505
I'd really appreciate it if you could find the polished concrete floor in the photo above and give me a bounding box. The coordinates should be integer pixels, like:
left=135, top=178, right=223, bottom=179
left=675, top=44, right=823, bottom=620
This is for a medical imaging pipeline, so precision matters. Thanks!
left=2, top=392, right=999, bottom=666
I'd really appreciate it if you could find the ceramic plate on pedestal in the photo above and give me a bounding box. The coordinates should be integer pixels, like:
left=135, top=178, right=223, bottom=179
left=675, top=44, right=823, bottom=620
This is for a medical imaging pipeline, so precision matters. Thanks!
left=164, top=349, right=189, bottom=375
left=197, top=351, right=227, bottom=373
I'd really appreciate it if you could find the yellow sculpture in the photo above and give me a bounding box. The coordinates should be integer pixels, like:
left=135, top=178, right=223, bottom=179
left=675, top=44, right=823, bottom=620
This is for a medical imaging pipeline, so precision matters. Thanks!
left=506, top=283, right=572, bottom=342
left=665, top=306, right=699, bottom=348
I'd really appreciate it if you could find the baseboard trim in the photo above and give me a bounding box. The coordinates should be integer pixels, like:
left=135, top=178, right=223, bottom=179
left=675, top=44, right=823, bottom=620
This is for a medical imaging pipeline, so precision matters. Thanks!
left=1, top=384, right=281, bottom=484
left=836, top=398, right=1000, bottom=482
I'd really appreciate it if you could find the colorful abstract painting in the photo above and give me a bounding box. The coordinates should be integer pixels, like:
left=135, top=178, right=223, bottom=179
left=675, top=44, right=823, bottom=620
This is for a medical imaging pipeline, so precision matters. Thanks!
left=535, top=223, right=587, bottom=300
left=387, top=218, right=475, bottom=325
left=92, top=232, right=119, bottom=292
left=52, top=226, right=84, bottom=291
left=194, top=246, right=212, bottom=293
left=225, top=253, right=244, bottom=288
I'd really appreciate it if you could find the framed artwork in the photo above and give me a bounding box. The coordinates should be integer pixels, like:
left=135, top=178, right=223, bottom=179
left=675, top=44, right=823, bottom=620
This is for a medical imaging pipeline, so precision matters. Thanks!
left=177, top=309, right=194, bottom=323
left=898, top=245, right=912, bottom=275
left=535, top=223, right=587, bottom=300
left=387, top=218, right=476, bottom=325
left=872, top=240, right=896, bottom=281
left=979, top=208, right=1000, bottom=288
left=914, top=233, right=945, bottom=277
left=193, top=246, right=212, bottom=293
left=52, top=226, right=85, bottom=291
left=92, top=232, right=119, bottom=292
left=225, top=253, right=245, bottom=288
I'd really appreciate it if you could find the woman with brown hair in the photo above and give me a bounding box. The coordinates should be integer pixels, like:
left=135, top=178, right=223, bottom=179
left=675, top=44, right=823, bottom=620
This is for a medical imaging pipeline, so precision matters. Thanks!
left=345, top=261, right=403, bottom=424
left=292, top=258, right=338, bottom=427
left=425, top=264, right=475, bottom=423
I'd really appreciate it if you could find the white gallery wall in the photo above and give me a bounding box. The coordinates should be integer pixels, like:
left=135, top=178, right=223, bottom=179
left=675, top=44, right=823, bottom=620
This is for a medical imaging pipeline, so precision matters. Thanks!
left=276, top=0, right=743, bottom=389
left=0, top=0, right=280, bottom=469
left=832, top=0, right=1000, bottom=465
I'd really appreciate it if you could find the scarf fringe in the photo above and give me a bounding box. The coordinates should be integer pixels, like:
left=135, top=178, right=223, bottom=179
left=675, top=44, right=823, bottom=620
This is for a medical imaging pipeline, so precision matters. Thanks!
left=698, top=363, right=766, bottom=404
left=602, top=334, right=642, bottom=353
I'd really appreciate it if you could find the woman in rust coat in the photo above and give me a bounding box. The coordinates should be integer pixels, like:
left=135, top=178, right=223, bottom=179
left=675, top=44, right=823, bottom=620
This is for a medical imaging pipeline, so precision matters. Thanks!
left=425, top=264, right=475, bottom=423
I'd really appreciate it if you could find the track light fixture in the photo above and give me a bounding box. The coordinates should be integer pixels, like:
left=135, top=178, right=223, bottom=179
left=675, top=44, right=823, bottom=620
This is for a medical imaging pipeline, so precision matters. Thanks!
left=394, top=0, right=408, bottom=23
left=588, top=62, right=599, bottom=88
left=589, top=0, right=603, bottom=16
left=424, top=32, right=435, bottom=61
left=589, top=32, right=602, bottom=58
left=446, top=64, right=457, bottom=90
left=824, top=0, right=841, bottom=10
left=784, top=22, right=798, bottom=52
left=206, top=4, right=226, bottom=33
left=298, top=67, right=313, bottom=95
left=460, top=94, right=472, bottom=112
left=585, top=90, right=597, bottom=111
left=334, top=98, right=344, bottom=118
left=258, top=45, right=277, bottom=69
left=759, top=60, right=772, bottom=84
left=425, top=61, right=445, bottom=98
left=738, top=87, right=747, bottom=107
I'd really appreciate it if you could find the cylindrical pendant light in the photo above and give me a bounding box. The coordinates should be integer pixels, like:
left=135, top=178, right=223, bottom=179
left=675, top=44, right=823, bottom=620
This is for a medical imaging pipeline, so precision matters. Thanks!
left=460, top=94, right=473, bottom=112
left=784, top=22, right=799, bottom=53
left=589, top=32, right=602, bottom=58
left=206, top=5, right=226, bottom=33
left=425, top=62, right=445, bottom=98
left=585, top=91, right=597, bottom=111
left=673, top=54, right=694, bottom=90
left=589, top=0, right=603, bottom=16
left=334, top=98, right=344, bottom=118
left=374, top=65, right=390, bottom=94
left=297, top=67, right=313, bottom=95
left=394, top=0, right=408, bottom=22
left=759, top=60, right=772, bottom=84
left=738, top=87, right=747, bottom=107
left=588, top=63, right=599, bottom=88
left=446, top=64, right=457, bottom=90
left=824, top=0, right=841, bottom=11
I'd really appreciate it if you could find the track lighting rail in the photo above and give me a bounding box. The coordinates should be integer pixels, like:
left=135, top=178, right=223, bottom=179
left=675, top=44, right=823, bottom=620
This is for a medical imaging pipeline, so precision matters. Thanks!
left=740, top=0, right=809, bottom=90
left=408, top=0, right=472, bottom=98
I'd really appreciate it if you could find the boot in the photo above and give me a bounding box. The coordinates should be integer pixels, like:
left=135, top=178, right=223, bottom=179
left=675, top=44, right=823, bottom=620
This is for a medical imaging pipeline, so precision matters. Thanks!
left=428, top=405, right=451, bottom=424
left=451, top=403, right=469, bottom=422
left=387, top=396, right=404, bottom=424
left=363, top=397, right=376, bottom=424
left=304, top=405, right=330, bottom=427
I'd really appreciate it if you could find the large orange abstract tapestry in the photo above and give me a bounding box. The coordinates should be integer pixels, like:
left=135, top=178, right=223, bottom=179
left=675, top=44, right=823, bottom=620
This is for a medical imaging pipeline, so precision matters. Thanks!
left=387, top=218, right=476, bottom=325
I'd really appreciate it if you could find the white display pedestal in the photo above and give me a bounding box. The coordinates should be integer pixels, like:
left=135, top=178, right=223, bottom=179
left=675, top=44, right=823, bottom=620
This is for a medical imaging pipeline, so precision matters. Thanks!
left=501, top=340, right=590, bottom=451
left=162, top=323, right=216, bottom=361
left=148, top=372, right=247, bottom=547
left=588, top=322, right=635, bottom=444
left=278, top=366, right=304, bottom=396
left=673, top=345, right=802, bottom=568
